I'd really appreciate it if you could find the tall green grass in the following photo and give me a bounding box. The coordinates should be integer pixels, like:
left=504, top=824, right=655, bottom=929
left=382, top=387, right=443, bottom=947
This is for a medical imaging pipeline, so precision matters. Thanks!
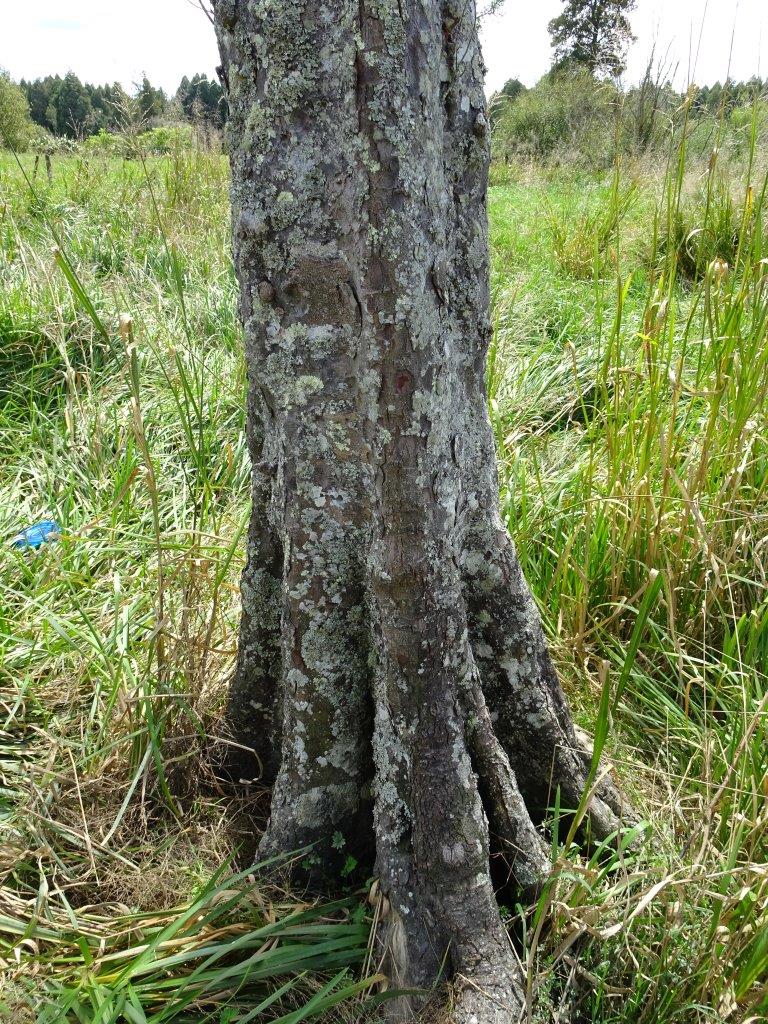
left=0, top=149, right=377, bottom=1022
left=4, top=865, right=379, bottom=1024
left=489, top=104, right=767, bottom=1022
left=0, top=107, right=766, bottom=1023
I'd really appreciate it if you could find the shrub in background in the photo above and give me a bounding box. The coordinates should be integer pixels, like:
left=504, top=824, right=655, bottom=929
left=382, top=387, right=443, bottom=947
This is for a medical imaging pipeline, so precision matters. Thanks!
left=0, top=70, right=34, bottom=151
left=491, top=72, right=767, bottom=171
left=492, top=69, right=619, bottom=168
left=82, top=124, right=196, bottom=158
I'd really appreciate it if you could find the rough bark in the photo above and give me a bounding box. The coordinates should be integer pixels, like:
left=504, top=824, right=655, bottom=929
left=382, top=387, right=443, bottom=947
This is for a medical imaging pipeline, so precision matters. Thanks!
left=214, top=1, right=630, bottom=1020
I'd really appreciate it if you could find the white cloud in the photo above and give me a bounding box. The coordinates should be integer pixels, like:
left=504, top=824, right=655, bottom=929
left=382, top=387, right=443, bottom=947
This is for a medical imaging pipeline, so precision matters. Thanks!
left=0, top=0, right=764, bottom=97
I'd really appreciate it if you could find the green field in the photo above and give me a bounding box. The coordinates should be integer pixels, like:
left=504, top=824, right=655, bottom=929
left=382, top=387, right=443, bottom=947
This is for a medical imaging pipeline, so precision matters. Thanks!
left=1, top=144, right=766, bottom=1022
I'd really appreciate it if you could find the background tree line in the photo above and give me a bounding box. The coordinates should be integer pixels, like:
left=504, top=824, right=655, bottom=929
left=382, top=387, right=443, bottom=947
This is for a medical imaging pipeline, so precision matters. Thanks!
left=2, top=0, right=767, bottom=163
left=489, top=0, right=767, bottom=168
left=490, top=70, right=768, bottom=168
left=7, top=70, right=226, bottom=143
left=489, top=1, right=765, bottom=167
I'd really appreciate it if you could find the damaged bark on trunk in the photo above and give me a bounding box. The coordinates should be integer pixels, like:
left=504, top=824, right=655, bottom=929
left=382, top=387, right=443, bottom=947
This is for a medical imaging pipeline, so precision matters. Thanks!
left=214, top=1, right=630, bottom=1019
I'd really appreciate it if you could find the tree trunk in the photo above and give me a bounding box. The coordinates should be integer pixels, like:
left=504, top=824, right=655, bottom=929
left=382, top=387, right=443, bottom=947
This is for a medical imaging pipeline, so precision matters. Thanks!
left=214, top=1, right=629, bottom=1019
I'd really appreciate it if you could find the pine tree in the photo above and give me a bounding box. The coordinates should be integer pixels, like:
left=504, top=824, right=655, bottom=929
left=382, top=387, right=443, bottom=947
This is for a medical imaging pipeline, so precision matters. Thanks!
left=51, top=73, right=93, bottom=139
left=549, top=0, right=636, bottom=78
left=136, top=76, right=167, bottom=123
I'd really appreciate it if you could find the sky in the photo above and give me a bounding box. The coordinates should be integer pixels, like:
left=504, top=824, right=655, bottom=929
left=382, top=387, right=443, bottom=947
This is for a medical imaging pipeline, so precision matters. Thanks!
left=0, top=0, right=764, bottom=97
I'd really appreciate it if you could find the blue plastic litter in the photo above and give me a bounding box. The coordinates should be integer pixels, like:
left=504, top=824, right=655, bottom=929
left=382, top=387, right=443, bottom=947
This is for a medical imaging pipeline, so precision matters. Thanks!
left=10, top=520, right=61, bottom=550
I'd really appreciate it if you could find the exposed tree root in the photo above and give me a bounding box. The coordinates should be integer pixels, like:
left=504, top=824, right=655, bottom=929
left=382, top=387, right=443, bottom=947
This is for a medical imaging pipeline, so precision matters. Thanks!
left=444, top=892, right=526, bottom=1023
left=451, top=970, right=525, bottom=1024
left=379, top=892, right=527, bottom=1024
left=461, top=672, right=550, bottom=898
left=462, top=516, right=635, bottom=846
